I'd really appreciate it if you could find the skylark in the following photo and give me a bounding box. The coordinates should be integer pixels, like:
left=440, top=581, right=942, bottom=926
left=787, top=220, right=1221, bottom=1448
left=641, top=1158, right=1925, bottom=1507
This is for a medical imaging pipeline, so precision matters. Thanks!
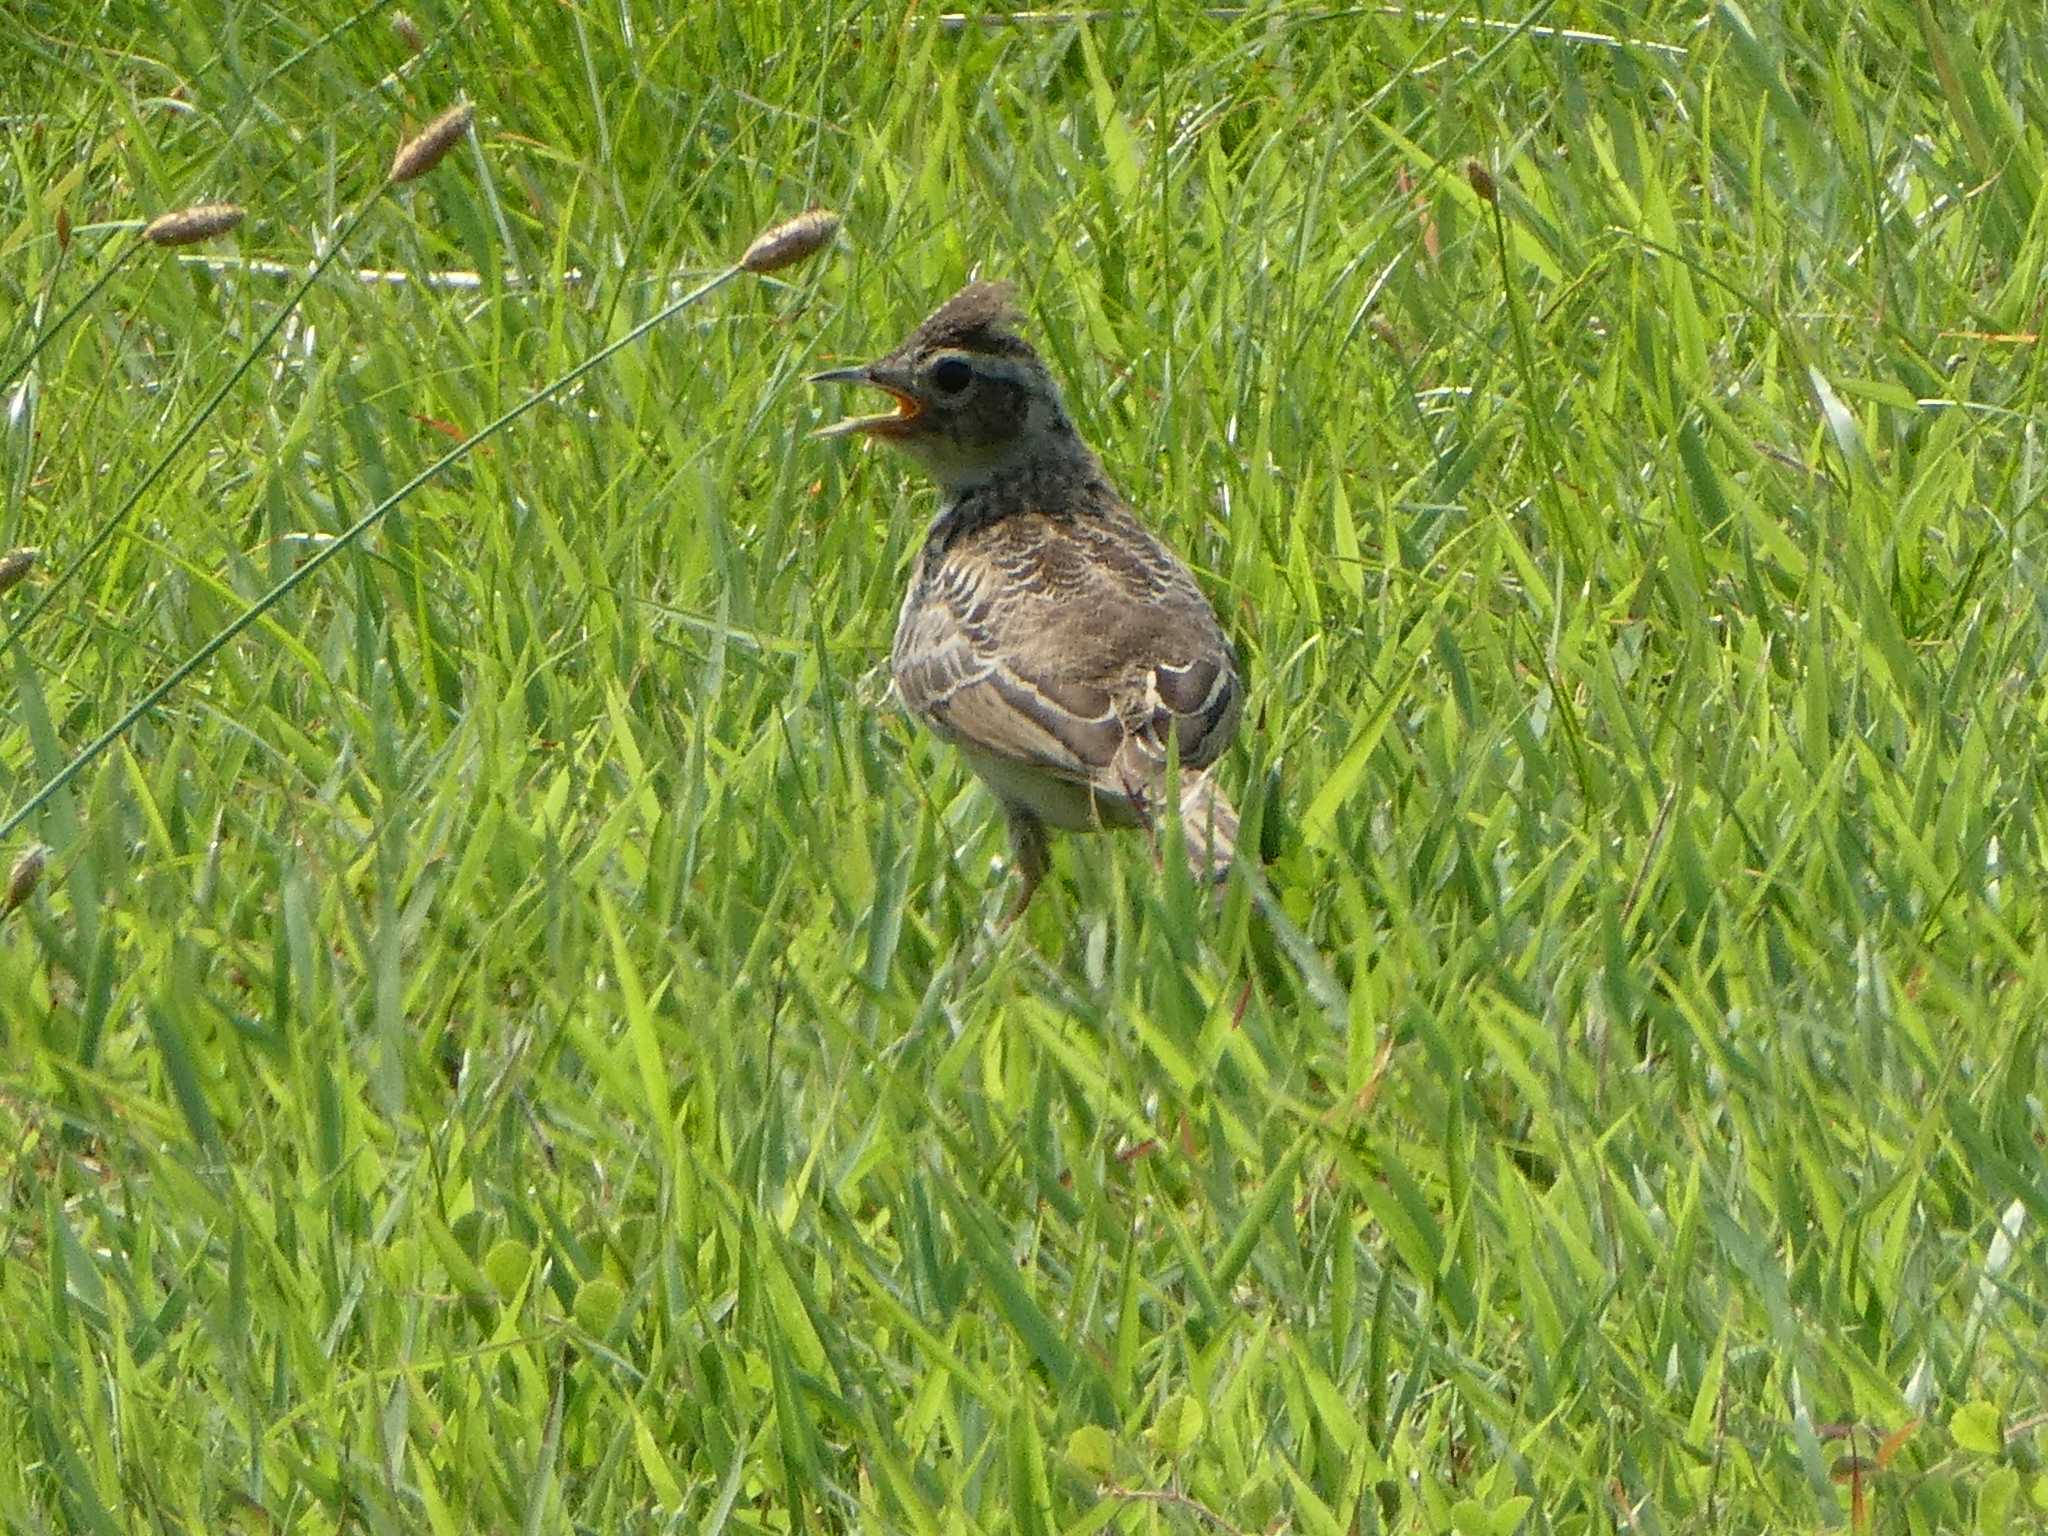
left=813, top=281, right=1243, bottom=915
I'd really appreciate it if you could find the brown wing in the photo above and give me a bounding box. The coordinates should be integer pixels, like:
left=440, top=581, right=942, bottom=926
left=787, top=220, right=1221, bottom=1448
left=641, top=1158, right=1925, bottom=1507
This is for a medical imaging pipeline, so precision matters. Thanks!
left=892, top=506, right=1241, bottom=791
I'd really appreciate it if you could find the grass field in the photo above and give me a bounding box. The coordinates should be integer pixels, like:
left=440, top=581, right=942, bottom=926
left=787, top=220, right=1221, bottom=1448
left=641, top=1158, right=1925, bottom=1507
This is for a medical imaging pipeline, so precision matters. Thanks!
left=5, top=1, right=2048, bottom=1530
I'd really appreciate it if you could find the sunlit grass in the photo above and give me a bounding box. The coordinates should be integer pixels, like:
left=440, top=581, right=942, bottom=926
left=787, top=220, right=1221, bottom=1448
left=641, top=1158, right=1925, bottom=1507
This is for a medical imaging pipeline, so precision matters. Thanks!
left=3, top=2, right=2046, bottom=1530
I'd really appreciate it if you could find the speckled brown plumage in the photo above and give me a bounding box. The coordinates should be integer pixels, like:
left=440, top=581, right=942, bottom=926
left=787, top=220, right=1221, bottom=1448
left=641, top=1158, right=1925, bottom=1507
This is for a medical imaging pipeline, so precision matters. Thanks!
left=813, top=281, right=1242, bottom=915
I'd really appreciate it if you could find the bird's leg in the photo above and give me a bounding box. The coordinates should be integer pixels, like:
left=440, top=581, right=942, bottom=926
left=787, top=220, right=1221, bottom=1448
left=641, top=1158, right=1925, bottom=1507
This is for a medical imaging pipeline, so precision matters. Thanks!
left=1107, top=761, right=1159, bottom=861
left=1002, top=807, right=1051, bottom=924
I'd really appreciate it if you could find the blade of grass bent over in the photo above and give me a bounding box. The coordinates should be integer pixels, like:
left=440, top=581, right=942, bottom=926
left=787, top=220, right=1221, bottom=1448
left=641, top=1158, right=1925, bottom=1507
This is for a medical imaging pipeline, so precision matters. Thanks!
left=0, top=209, right=837, bottom=846
left=0, top=198, right=383, bottom=665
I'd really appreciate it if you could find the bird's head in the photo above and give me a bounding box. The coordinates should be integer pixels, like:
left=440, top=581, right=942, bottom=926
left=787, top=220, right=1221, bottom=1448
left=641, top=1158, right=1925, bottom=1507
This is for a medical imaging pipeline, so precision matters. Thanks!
left=811, top=281, right=1084, bottom=491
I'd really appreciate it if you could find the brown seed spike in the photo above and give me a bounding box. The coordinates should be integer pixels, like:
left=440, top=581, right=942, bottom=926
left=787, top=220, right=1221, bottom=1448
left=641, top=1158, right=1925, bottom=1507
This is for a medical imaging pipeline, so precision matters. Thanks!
left=391, top=10, right=424, bottom=52
left=390, top=103, right=475, bottom=185
left=740, top=208, right=841, bottom=275
left=1466, top=158, right=1498, bottom=205
left=142, top=203, right=247, bottom=247
left=0, top=547, right=38, bottom=598
left=3, top=845, right=45, bottom=916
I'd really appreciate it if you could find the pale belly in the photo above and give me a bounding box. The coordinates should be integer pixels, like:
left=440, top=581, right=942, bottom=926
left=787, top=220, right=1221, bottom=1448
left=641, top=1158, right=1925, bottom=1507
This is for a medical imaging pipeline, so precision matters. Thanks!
left=958, top=746, right=1146, bottom=832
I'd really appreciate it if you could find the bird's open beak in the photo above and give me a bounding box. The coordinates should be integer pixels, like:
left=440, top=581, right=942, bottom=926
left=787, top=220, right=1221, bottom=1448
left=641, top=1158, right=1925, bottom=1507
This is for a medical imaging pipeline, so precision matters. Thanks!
left=809, top=364, right=923, bottom=439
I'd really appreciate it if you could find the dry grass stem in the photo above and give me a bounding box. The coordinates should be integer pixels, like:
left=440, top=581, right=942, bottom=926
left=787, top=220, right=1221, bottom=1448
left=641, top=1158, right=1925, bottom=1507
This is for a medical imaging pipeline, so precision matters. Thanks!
left=740, top=208, right=841, bottom=274
left=3, top=845, right=45, bottom=915
left=0, top=549, right=37, bottom=598
left=390, top=103, right=475, bottom=185
left=142, top=203, right=246, bottom=247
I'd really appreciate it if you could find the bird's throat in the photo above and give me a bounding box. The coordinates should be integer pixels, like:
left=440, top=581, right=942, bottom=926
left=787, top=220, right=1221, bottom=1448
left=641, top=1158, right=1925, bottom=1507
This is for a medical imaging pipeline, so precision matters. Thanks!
left=907, top=427, right=1100, bottom=501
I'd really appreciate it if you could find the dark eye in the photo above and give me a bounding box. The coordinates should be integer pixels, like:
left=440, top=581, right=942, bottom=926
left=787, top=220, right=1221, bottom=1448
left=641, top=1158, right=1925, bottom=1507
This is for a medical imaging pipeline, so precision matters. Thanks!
left=930, top=356, right=974, bottom=395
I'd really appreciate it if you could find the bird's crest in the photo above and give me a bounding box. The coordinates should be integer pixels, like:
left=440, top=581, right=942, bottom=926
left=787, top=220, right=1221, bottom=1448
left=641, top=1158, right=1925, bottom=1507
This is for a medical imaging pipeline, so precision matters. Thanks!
left=900, top=281, right=1034, bottom=360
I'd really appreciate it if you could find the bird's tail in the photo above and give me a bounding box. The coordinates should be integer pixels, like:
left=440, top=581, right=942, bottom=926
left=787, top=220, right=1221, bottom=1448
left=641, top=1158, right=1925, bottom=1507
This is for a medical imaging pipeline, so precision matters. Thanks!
left=1176, top=768, right=1239, bottom=885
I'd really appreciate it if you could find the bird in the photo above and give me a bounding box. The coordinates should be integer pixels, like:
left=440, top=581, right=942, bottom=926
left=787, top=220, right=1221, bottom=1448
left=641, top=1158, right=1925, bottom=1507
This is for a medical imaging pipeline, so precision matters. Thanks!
left=811, top=280, right=1243, bottom=917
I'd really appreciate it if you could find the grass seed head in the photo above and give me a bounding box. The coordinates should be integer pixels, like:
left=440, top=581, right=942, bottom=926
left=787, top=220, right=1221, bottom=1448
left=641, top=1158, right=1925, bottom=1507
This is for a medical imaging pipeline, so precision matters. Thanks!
left=390, top=103, right=475, bottom=185
left=740, top=208, right=841, bottom=275
left=1466, top=159, right=1497, bottom=204
left=0, top=548, right=37, bottom=597
left=392, top=11, right=424, bottom=52
left=4, top=845, right=45, bottom=915
left=142, top=203, right=246, bottom=247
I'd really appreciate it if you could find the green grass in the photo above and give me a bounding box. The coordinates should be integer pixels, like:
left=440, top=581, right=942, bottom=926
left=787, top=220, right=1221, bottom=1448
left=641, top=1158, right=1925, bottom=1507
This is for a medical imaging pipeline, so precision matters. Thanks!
left=4, top=0, right=2048, bottom=1529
